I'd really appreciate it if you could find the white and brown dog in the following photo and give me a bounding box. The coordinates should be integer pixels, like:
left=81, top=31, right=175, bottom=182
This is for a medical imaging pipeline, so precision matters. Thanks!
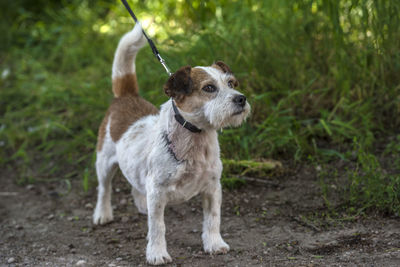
left=93, top=24, right=250, bottom=265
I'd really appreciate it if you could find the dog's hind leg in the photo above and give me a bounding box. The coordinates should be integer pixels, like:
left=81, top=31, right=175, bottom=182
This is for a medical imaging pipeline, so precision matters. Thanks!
left=93, top=132, right=118, bottom=225
left=93, top=153, right=117, bottom=225
left=131, top=187, right=147, bottom=215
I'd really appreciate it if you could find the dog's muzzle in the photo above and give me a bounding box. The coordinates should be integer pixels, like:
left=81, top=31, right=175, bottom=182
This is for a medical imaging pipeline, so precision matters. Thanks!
left=233, top=94, right=246, bottom=107
left=232, top=94, right=247, bottom=115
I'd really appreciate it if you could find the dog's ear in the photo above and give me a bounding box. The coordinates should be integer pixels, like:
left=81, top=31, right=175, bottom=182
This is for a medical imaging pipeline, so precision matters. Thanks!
left=212, top=61, right=232, bottom=74
left=164, top=66, right=193, bottom=100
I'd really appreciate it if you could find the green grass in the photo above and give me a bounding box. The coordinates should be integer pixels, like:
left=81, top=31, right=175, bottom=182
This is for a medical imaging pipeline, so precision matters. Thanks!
left=347, top=140, right=400, bottom=215
left=1, top=0, right=399, bottom=213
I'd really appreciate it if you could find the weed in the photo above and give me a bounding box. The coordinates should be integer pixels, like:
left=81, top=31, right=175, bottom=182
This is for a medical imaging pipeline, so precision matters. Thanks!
left=221, top=176, right=246, bottom=190
left=222, top=158, right=282, bottom=178
left=347, top=140, right=400, bottom=214
left=234, top=205, right=241, bottom=216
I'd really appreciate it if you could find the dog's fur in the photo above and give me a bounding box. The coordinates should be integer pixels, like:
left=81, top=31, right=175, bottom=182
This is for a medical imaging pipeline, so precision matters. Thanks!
left=93, top=24, right=250, bottom=265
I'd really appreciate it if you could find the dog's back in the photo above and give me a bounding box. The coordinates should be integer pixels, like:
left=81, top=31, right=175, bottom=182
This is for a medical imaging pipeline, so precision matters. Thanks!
left=97, top=24, right=158, bottom=152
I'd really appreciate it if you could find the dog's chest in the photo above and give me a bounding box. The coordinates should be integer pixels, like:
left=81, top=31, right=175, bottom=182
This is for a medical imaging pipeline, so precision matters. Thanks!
left=167, top=154, right=221, bottom=203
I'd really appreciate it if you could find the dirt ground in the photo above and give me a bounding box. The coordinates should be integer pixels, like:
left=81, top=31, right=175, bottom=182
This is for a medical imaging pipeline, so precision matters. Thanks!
left=1, top=163, right=399, bottom=267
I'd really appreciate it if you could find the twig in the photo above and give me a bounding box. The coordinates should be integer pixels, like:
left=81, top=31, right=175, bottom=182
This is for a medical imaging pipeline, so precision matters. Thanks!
left=292, top=216, right=321, bottom=232
left=238, top=176, right=280, bottom=187
left=0, top=192, right=18, bottom=196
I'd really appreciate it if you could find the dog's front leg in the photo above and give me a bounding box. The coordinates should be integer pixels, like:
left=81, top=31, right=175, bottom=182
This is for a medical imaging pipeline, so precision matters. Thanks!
left=202, top=182, right=230, bottom=254
left=146, top=191, right=172, bottom=265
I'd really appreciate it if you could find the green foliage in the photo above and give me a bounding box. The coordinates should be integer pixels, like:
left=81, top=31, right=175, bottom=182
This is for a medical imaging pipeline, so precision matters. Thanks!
left=221, top=158, right=281, bottom=189
left=222, top=159, right=281, bottom=177
left=347, top=140, right=400, bottom=215
left=220, top=176, right=246, bottom=190
left=1, top=0, right=399, bottom=211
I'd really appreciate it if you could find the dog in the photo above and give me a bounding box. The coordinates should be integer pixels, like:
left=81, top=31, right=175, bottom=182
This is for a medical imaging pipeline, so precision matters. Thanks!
left=93, top=24, right=250, bottom=265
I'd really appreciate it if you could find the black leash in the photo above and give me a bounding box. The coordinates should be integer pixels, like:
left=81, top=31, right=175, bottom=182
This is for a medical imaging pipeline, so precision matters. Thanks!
left=120, top=0, right=202, bottom=133
left=121, top=0, right=172, bottom=76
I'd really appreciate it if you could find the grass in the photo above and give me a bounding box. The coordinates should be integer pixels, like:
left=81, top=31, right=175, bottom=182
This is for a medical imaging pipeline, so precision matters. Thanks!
left=1, top=0, right=399, bottom=214
left=347, top=140, right=400, bottom=215
left=315, top=138, right=400, bottom=216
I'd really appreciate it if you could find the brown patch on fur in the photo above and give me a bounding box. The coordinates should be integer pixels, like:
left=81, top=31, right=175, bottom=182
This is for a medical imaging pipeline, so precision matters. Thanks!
left=231, top=78, right=239, bottom=87
left=112, top=73, right=139, bottom=97
left=175, top=68, right=217, bottom=113
left=96, top=112, right=110, bottom=151
left=106, top=95, right=159, bottom=143
left=212, top=62, right=239, bottom=87
left=164, top=66, right=193, bottom=101
left=190, top=68, right=214, bottom=89
left=212, top=61, right=232, bottom=74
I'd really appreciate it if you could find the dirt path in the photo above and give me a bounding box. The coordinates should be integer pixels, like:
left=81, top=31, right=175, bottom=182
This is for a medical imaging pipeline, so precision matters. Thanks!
left=1, top=165, right=399, bottom=266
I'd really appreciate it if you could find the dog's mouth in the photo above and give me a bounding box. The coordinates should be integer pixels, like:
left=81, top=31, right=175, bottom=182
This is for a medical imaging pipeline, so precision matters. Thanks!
left=232, top=109, right=244, bottom=116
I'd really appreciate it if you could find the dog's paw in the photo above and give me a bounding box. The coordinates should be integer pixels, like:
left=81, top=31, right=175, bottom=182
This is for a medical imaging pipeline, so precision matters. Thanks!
left=203, top=235, right=230, bottom=254
left=146, top=246, right=172, bottom=265
left=93, top=206, right=113, bottom=225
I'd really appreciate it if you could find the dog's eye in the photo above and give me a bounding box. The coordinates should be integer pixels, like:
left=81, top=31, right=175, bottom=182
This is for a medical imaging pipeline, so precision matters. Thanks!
left=228, top=81, right=234, bottom=88
left=202, top=84, right=217, bottom=93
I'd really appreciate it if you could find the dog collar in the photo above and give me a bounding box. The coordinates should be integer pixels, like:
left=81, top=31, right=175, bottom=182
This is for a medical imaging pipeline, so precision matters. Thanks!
left=171, top=100, right=202, bottom=133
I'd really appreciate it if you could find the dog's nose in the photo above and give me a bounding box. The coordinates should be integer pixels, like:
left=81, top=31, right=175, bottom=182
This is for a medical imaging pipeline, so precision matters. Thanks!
left=233, top=94, right=246, bottom=107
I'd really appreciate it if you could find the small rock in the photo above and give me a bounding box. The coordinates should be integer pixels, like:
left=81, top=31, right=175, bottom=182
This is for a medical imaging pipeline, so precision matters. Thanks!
left=121, top=217, right=129, bottom=223
left=108, top=264, right=116, bottom=267
left=120, top=198, right=127, bottom=205
left=39, top=247, right=46, bottom=252
left=47, top=214, right=55, bottom=220
left=8, top=257, right=15, bottom=263
left=76, top=260, right=87, bottom=266
left=191, top=229, right=198, bottom=233
left=15, top=225, right=23, bottom=230
left=116, top=229, right=122, bottom=234
left=115, top=188, right=121, bottom=193
left=191, top=208, right=196, bottom=212
left=48, top=191, right=60, bottom=198
left=26, top=184, right=35, bottom=190
left=85, top=203, right=93, bottom=209
left=116, top=257, right=122, bottom=261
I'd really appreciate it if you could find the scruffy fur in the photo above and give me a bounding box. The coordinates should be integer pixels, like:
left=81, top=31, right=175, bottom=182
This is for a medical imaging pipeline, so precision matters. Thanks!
left=93, top=24, right=251, bottom=265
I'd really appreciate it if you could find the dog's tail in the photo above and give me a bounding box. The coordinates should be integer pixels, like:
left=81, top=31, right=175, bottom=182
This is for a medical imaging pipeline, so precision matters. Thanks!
left=112, top=24, right=147, bottom=97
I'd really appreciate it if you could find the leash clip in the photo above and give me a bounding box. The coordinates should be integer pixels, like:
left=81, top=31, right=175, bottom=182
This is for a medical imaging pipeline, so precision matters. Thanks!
left=121, top=0, right=173, bottom=77
left=158, top=56, right=172, bottom=76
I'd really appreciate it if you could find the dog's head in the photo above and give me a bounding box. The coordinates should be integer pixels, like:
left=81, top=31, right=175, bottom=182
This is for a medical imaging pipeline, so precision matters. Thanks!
left=163, top=61, right=250, bottom=130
